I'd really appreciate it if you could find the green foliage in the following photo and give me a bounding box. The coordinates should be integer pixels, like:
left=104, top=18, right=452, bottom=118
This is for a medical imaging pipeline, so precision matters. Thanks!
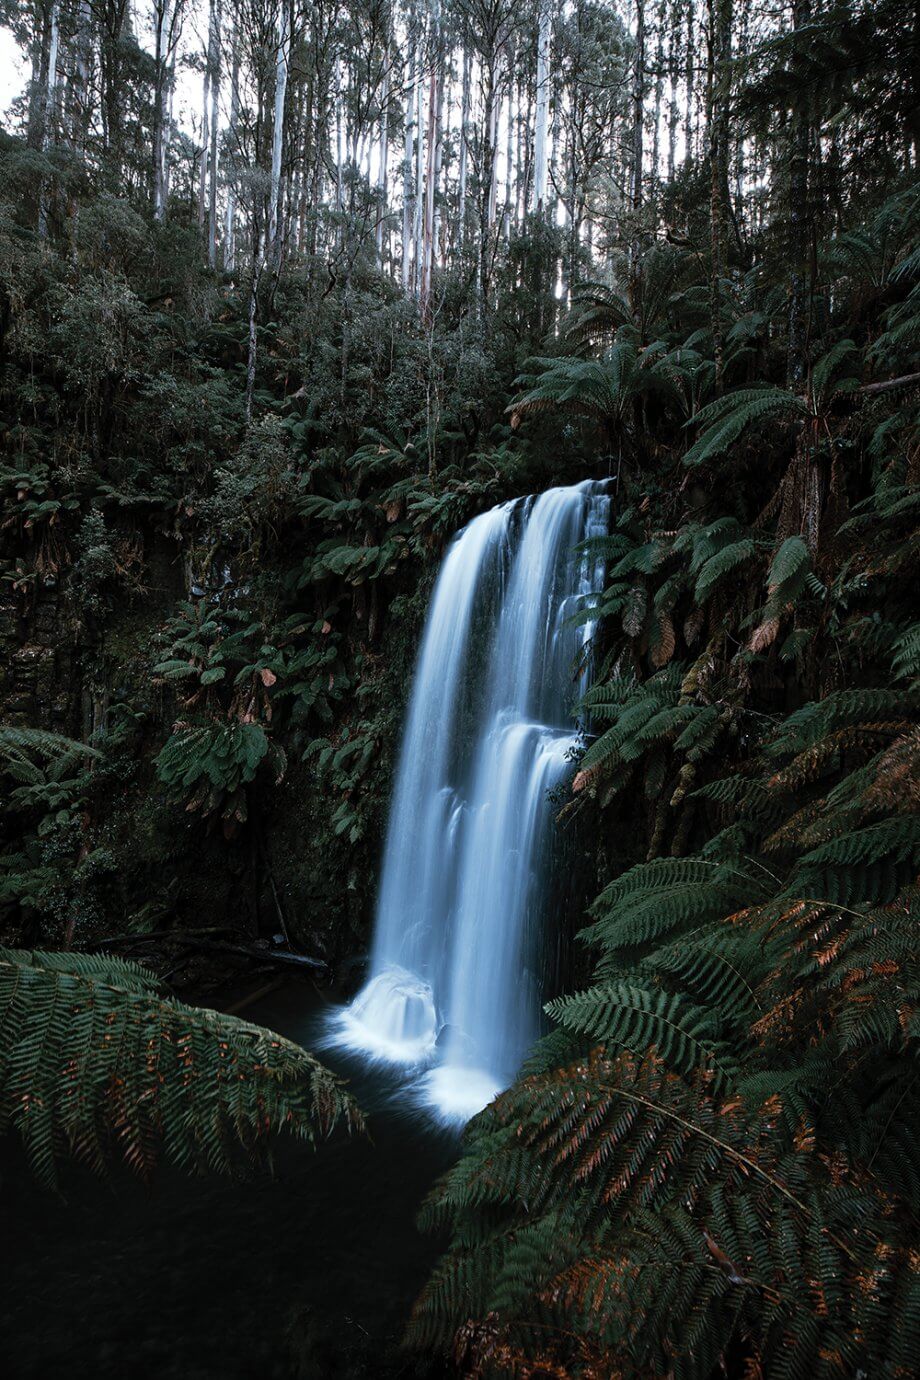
left=155, top=721, right=284, bottom=831
left=0, top=728, right=106, bottom=934
left=413, top=175, right=920, bottom=1380
left=547, top=981, right=737, bottom=1086
left=0, top=5, right=917, bottom=1367
left=509, top=328, right=687, bottom=456
left=416, top=678, right=920, bottom=1373
left=304, top=718, right=384, bottom=844
left=683, top=387, right=806, bottom=466
left=412, top=1049, right=920, bottom=1378
left=0, top=727, right=100, bottom=803
left=0, top=948, right=361, bottom=1187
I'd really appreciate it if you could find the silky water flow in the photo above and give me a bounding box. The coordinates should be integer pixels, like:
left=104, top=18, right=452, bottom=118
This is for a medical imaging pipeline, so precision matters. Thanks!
left=329, top=480, right=609, bottom=1121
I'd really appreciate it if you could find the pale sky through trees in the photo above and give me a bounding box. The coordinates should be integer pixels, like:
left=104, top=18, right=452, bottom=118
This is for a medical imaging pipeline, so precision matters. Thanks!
left=1, top=0, right=698, bottom=257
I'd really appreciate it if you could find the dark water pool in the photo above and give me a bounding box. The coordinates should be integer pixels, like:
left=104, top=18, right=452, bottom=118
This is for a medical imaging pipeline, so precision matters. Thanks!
left=0, top=982, right=458, bottom=1380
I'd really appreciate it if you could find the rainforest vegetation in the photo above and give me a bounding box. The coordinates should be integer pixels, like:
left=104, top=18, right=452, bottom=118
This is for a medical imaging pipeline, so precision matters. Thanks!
left=0, top=0, right=918, bottom=1373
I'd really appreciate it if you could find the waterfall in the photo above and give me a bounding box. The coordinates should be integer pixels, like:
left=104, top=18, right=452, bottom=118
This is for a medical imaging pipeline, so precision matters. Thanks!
left=331, top=480, right=609, bottom=1121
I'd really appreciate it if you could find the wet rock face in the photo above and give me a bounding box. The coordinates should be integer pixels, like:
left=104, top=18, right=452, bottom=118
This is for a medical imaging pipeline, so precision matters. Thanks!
left=0, top=521, right=187, bottom=733
left=0, top=513, right=407, bottom=966
left=0, top=595, right=18, bottom=713
left=0, top=590, right=73, bottom=729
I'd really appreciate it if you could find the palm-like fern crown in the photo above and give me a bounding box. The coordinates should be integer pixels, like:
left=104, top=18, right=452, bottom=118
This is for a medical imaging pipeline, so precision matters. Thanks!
left=508, top=329, right=689, bottom=447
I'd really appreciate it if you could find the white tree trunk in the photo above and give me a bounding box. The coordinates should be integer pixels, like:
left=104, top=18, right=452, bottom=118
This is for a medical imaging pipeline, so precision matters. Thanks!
left=685, top=0, right=696, bottom=162
left=412, top=67, right=426, bottom=294
left=153, top=1, right=171, bottom=220
left=532, top=0, right=551, bottom=213
left=70, top=0, right=92, bottom=153
left=335, top=58, right=345, bottom=214
left=207, top=0, right=222, bottom=267
left=269, top=0, right=291, bottom=266
left=503, top=71, right=514, bottom=239
left=433, top=63, right=445, bottom=267
left=421, top=0, right=442, bottom=310
left=224, top=22, right=240, bottom=271
left=401, top=34, right=417, bottom=291
left=197, top=28, right=209, bottom=226
left=38, top=0, right=60, bottom=236
left=375, top=49, right=390, bottom=263
left=46, top=3, right=60, bottom=129
left=486, top=86, right=500, bottom=231
left=457, top=44, right=471, bottom=249
left=632, top=0, right=645, bottom=213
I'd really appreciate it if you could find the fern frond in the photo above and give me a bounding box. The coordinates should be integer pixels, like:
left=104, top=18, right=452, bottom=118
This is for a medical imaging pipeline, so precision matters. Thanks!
left=547, top=981, right=738, bottom=1087
left=0, top=951, right=361, bottom=1187
left=684, top=388, right=806, bottom=466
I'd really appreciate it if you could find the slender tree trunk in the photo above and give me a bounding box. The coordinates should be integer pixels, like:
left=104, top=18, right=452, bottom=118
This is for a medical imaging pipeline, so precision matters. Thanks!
left=533, top=0, right=551, bottom=214
left=69, top=0, right=93, bottom=155
left=153, top=0, right=184, bottom=220
left=413, top=60, right=426, bottom=295
left=38, top=0, right=60, bottom=237
left=26, top=8, right=50, bottom=153
left=487, top=84, right=500, bottom=231
left=651, top=2, right=665, bottom=191
left=629, top=0, right=646, bottom=306
left=165, top=56, right=176, bottom=205
left=457, top=42, right=471, bottom=251
left=269, top=0, right=291, bottom=269
left=786, top=0, right=811, bottom=387
left=631, top=0, right=645, bottom=210
left=401, top=26, right=417, bottom=291
left=479, top=65, right=500, bottom=309
left=375, top=44, right=390, bottom=264
left=421, top=0, right=443, bottom=313
left=685, top=0, right=696, bottom=162
left=224, top=21, right=241, bottom=271
left=45, top=8, right=60, bottom=136
left=207, top=0, right=222, bottom=267
left=439, top=59, right=452, bottom=264
left=515, top=71, right=527, bottom=224
left=707, top=0, right=732, bottom=390
left=246, top=239, right=263, bottom=422
left=433, top=66, right=445, bottom=266
left=335, top=58, right=345, bottom=216
left=667, top=12, right=679, bottom=185
left=297, top=58, right=315, bottom=259
left=503, top=57, right=515, bottom=240
left=198, top=27, right=210, bottom=227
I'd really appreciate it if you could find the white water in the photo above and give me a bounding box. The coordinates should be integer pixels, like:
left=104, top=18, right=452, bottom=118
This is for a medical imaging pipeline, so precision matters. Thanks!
left=331, top=480, right=609, bottom=1121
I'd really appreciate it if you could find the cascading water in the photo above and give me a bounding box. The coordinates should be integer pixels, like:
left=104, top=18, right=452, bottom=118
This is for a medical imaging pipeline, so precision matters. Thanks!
left=330, top=479, right=609, bottom=1121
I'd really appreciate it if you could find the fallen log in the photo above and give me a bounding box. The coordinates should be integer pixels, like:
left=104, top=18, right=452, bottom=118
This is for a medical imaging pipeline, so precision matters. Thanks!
left=186, top=938, right=328, bottom=973
left=83, top=930, right=328, bottom=974
left=859, top=371, right=920, bottom=396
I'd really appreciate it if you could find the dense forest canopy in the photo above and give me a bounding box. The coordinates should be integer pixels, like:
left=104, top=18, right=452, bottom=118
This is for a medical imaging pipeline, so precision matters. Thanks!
left=0, top=0, right=919, bottom=1373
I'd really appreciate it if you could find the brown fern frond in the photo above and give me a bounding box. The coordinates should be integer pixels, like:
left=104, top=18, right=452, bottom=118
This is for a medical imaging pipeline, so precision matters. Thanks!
left=861, top=728, right=920, bottom=812
left=768, top=723, right=915, bottom=792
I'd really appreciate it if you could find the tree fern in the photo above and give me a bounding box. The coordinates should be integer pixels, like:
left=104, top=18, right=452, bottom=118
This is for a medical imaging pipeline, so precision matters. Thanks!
left=694, top=537, right=760, bottom=601
left=683, top=388, right=806, bottom=467
left=547, top=981, right=737, bottom=1087
left=411, top=1050, right=920, bottom=1376
left=891, top=622, right=920, bottom=679
left=0, top=950, right=361, bottom=1187
left=418, top=651, right=920, bottom=1372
